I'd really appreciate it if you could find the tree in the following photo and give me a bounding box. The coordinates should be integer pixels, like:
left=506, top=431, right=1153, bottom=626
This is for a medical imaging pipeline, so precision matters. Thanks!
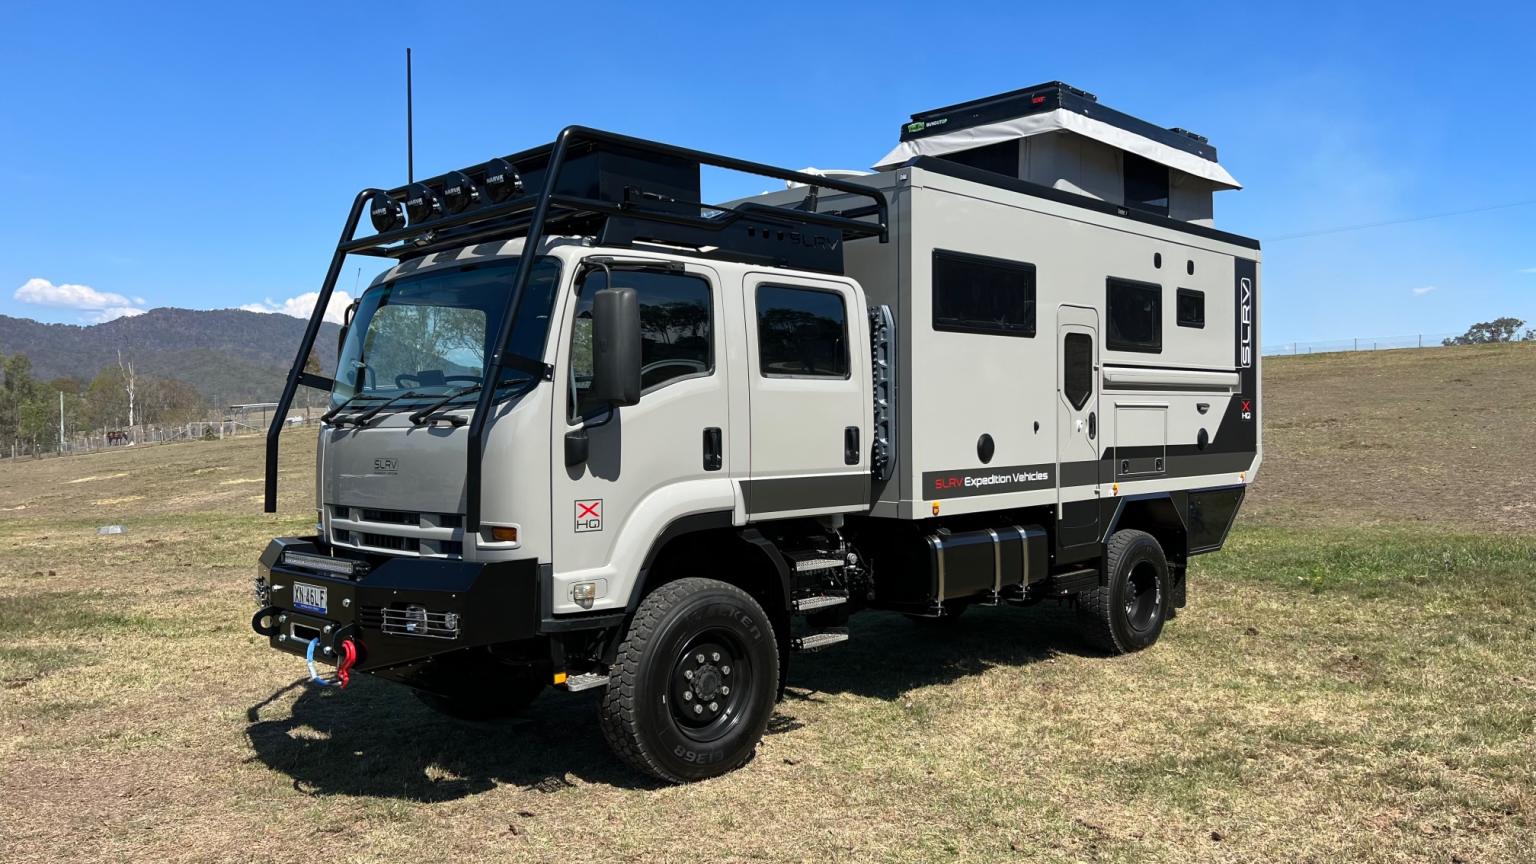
left=117, top=350, right=137, bottom=428
left=1443, top=317, right=1527, bottom=346
left=85, top=365, right=130, bottom=430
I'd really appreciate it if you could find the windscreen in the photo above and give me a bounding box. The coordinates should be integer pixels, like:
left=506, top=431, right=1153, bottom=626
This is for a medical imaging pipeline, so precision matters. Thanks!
left=330, top=257, right=560, bottom=409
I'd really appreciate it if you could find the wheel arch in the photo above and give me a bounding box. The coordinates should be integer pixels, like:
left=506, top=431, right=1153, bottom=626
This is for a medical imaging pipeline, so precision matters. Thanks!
left=1103, top=493, right=1188, bottom=563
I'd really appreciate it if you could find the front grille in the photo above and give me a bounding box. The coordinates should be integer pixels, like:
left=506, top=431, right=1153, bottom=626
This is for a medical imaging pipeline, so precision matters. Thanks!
left=437, top=513, right=463, bottom=529
left=361, top=508, right=420, bottom=526
left=360, top=533, right=420, bottom=553
left=379, top=605, right=461, bottom=639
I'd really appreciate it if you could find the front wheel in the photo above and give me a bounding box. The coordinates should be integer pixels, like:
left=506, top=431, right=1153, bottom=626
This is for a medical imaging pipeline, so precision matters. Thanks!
left=1079, top=529, right=1169, bottom=654
left=599, top=577, right=779, bottom=783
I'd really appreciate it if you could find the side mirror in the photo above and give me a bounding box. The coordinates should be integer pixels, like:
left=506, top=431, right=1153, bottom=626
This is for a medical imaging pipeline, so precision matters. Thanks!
left=590, top=286, right=642, bottom=407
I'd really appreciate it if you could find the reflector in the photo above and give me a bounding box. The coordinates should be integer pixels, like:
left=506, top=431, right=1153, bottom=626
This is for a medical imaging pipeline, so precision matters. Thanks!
left=368, top=193, right=404, bottom=233
left=404, top=183, right=441, bottom=224
left=482, top=158, right=523, bottom=203
left=440, top=170, right=479, bottom=215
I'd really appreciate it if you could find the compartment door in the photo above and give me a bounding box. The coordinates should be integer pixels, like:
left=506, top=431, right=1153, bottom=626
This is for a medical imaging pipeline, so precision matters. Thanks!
left=1056, top=305, right=1101, bottom=549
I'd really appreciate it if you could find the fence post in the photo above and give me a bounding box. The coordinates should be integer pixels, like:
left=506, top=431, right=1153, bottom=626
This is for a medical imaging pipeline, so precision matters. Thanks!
left=1354, top=337, right=1359, bottom=352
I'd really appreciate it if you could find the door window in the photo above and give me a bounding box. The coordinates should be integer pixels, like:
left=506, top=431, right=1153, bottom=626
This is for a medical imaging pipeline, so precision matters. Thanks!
left=755, top=285, right=849, bottom=378
left=569, top=268, right=712, bottom=419
left=1063, top=332, right=1094, bottom=410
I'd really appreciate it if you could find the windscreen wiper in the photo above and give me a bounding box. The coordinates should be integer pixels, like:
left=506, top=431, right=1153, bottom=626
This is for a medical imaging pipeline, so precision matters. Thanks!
left=319, top=393, right=385, bottom=425
left=347, top=391, right=429, bottom=426
left=408, top=384, right=480, bottom=426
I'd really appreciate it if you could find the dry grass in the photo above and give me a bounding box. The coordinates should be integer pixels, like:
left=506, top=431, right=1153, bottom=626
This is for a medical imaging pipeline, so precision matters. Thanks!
left=2, top=345, right=1535, bottom=863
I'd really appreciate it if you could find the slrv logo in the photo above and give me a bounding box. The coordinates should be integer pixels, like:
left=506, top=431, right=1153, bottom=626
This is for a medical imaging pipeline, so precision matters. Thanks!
left=372, top=458, right=398, bottom=475
left=1238, top=277, right=1254, bottom=369
left=933, top=469, right=1050, bottom=493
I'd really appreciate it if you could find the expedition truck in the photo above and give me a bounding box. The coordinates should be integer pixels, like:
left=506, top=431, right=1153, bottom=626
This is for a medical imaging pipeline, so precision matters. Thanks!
left=253, top=82, right=1260, bottom=783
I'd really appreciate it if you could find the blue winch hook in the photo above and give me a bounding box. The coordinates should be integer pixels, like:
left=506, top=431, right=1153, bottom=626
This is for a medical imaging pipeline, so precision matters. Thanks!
left=305, top=637, right=339, bottom=687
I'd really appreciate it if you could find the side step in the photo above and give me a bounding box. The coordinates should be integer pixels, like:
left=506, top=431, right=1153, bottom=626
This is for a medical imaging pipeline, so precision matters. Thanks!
left=561, top=671, right=608, bottom=692
left=792, top=594, right=847, bottom=613
left=792, top=629, right=850, bottom=652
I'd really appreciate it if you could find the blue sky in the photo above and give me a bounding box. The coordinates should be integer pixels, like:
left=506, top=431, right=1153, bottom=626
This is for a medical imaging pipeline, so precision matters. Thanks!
left=1, top=0, right=1533, bottom=346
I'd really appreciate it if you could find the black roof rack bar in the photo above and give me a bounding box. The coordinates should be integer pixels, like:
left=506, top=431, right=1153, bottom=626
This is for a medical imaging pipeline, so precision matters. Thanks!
left=264, top=125, right=889, bottom=523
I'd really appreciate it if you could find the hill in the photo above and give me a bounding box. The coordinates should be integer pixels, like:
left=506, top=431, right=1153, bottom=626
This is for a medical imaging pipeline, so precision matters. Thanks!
left=0, top=308, right=339, bottom=403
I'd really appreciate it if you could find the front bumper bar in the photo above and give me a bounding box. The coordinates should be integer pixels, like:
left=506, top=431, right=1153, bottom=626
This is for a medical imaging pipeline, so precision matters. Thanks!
left=254, top=537, right=540, bottom=673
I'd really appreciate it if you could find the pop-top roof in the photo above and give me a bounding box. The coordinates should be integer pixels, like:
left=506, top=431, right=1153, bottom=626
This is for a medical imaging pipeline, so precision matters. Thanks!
left=874, top=81, right=1240, bottom=189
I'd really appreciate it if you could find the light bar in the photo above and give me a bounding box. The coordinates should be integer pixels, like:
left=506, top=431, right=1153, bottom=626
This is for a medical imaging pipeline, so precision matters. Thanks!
left=282, top=550, right=359, bottom=577
left=368, top=193, right=404, bottom=233
left=441, top=171, right=480, bottom=215
left=404, top=183, right=441, bottom=224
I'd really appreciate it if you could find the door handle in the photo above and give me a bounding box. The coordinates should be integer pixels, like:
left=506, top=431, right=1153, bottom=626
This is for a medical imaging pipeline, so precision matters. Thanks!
left=702, top=427, right=722, bottom=471
left=1087, top=411, right=1097, bottom=440
left=844, top=426, right=860, bottom=466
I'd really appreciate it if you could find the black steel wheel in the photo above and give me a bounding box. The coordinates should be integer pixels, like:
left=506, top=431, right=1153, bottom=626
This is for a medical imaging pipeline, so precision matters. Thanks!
left=1079, top=529, right=1169, bottom=654
left=599, top=577, right=779, bottom=783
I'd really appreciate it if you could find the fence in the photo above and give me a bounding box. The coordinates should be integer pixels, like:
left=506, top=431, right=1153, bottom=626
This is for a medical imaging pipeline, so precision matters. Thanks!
left=1263, top=333, right=1461, bottom=356
left=1, top=407, right=322, bottom=463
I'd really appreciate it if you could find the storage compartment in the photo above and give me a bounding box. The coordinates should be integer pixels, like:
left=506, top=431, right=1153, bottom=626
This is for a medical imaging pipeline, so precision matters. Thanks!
left=1186, top=487, right=1245, bottom=552
left=1115, top=404, right=1168, bottom=478
left=903, top=525, right=1047, bottom=606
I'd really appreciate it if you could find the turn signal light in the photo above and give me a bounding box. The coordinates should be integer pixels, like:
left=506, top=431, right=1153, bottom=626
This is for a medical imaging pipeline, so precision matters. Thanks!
left=490, top=526, right=519, bottom=542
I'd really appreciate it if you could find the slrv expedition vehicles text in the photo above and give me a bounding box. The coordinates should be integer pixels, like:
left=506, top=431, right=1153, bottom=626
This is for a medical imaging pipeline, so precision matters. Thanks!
left=253, top=82, right=1260, bottom=783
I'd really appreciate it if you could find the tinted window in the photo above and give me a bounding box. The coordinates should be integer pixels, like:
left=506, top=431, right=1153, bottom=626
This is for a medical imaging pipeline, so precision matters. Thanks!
left=570, top=269, right=712, bottom=418
left=1063, top=332, right=1094, bottom=410
left=1177, top=288, right=1205, bottom=329
left=932, top=250, right=1036, bottom=337
left=1106, top=278, right=1162, bottom=353
left=756, top=285, right=848, bottom=378
left=1124, top=153, right=1170, bottom=217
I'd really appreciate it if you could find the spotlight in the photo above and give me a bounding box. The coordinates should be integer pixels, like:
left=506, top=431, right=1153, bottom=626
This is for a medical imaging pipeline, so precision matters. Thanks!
left=440, top=170, right=480, bottom=215
left=368, top=193, right=404, bottom=233
left=404, top=183, right=441, bottom=224
left=482, top=158, right=523, bottom=203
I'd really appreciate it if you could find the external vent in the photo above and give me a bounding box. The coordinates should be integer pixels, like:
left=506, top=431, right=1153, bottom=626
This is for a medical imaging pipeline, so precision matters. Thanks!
left=331, top=528, right=351, bottom=544
left=437, top=540, right=463, bottom=557
left=437, top=513, right=464, bottom=529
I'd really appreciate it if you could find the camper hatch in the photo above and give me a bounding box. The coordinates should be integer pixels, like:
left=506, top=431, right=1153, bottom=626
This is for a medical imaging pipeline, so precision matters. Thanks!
left=252, top=81, right=1260, bottom=783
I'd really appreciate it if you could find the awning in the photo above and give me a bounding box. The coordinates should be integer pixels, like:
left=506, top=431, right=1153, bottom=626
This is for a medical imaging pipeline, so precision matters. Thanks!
left=873, top=108, right=1241, bottom=190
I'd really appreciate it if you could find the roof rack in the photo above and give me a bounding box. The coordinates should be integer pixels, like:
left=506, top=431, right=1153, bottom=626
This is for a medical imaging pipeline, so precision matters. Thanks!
left=264, top=126, right=890, bottom=530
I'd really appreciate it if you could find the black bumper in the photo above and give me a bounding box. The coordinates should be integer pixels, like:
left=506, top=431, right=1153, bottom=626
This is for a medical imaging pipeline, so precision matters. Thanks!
left=254, top=537, right=540, bottom=672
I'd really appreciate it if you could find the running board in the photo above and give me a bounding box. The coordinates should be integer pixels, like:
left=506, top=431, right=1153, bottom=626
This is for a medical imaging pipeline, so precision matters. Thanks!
left=792, top=629, right=850, bottom=652
left=792, top=594, right=847, bottom=613
left=561, top=672, right=608, bottom=692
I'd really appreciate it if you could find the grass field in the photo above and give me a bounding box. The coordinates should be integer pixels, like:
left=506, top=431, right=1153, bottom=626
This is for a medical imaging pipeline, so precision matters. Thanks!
left=2, top=344, right=1534, bottom=863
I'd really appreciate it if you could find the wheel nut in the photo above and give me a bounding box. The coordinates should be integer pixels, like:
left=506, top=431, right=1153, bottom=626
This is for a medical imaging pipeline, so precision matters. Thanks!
left=696, top=653, right=705, bottom=663
left=683, top=691, right=693, bottom=701
left=711, top=652, right=720, bottom=662
left=693, top=704, right=703, bottom=714
left=709, top=702, right=718, bottom=711
left=721, top=665, right=731, bottom=675
left=683, top=669, right=694, bottom=680
left=720, top=686, right=730, bottom=695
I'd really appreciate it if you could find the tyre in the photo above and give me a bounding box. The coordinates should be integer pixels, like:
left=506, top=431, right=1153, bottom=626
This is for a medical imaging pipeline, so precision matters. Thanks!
left=599, top=577, right=779, bottom=783
left=414, top=676, right=545, bottom=722
left=1079, top=529, right=1169, bottom=654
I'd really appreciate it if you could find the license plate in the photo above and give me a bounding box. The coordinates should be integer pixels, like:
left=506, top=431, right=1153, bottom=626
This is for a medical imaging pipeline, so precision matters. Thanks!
left=292, top=582, right=328, bottom=614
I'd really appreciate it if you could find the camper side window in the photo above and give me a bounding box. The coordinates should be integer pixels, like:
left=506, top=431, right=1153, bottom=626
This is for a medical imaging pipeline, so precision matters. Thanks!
left=932, top=250, right=1036, bottom=338
left=1123, top=153, right=1170, bottom=217
left=756, top=285, right=849, bottom=378
left=1063, top=333, right=1094, bottom=410
left=1177, top=288, right=1205, bottom=329
left=1106, top=278, right=1162, bottom=353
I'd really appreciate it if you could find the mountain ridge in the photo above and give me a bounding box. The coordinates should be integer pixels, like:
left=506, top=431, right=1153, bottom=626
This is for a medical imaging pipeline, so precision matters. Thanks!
left=0, top=308, right=340, bottom=403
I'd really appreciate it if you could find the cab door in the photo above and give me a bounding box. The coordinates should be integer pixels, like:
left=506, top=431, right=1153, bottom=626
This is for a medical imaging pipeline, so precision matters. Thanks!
left=1056, top=305, right=1101, bottom=550
left=549, top=261, right=734, bottom=614
left=740, top=273, right=869, bottom=519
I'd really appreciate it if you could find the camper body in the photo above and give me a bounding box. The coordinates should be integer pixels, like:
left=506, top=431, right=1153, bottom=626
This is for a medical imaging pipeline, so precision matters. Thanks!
left=253, top=85, right=1260, bottom=783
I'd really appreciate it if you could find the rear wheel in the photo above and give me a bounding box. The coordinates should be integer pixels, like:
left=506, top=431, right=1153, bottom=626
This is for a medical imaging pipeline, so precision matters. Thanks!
left=599, top=577, right=779, bottom=783
left=1079, top=529, right=1169, bottom=654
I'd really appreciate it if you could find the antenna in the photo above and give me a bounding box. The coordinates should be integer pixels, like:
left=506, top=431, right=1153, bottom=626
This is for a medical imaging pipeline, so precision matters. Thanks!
left=406, top=48, right=414, bottom=183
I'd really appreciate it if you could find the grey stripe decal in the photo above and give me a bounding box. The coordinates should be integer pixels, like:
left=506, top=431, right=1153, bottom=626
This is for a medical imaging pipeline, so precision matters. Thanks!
left=743, top=474, right=870, bottom=514
left=922, top=451, right=1255, bottom=500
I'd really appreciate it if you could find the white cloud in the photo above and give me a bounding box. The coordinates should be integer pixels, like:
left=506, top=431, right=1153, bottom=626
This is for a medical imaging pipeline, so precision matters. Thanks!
left=1520, top=267, right=1536, bottom=274
left=14, top=278, right=149, bottom=322
left=1412, top=286, right=1437, bottom=296
left=240, top=290, right=354, bottom=325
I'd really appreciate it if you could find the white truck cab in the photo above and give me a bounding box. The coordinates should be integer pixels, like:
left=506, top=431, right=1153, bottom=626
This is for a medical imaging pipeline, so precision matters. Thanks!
left=255, top=83, right=1259, bottom=783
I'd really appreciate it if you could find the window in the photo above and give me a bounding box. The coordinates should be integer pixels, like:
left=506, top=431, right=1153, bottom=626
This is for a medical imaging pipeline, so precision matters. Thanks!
left=1063, top=332, right=1094, bottom=410
left=1123, top=152, right=1170, bottom=217
left=756, top=285, right=849, bottom=378
left=1106, top=278, right=1162, bottom=353
left=1177, top=288, right=1205, bottom=329
left=932, top=250, right=1036, bottom=338
left=569, top=268, right=712, bottom=418
left=939, top=140, right=1020, bottom=176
